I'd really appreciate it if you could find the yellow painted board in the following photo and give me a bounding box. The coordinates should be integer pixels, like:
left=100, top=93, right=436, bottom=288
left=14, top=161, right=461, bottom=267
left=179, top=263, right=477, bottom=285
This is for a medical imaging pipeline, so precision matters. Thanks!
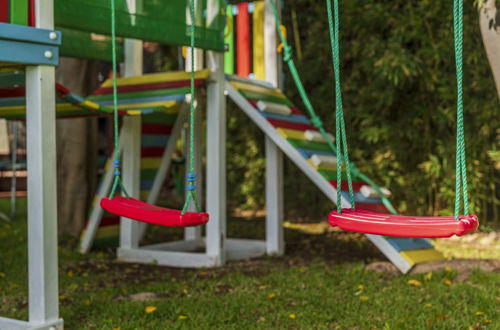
left=115, top=100, right=179, bottom=112
left=253, top=1, right=265, bottom=80
left=141, top=157, right=162, bottom=169
left=95, top=225, right=120, bottom=239
left=140, top=190, right=151, bottom=200
left=307, top=158, right=337, bottom=171
left=79, top=100, right=101, bottom=111
left=229, top=81, right=285, bottom=99
left=400, top=249, right=445, bottom=266
left=276, top=128, right=308, bottom=141
left=101, top=69, right=211, bottom=88
left=0, top=103, right=81, bottom=114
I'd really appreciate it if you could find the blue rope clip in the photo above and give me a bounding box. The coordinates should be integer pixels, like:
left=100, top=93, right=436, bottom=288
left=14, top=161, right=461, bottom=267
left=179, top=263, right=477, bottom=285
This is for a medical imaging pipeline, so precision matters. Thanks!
left=113, top=159, right=121, bottom=176
left=187, top=172, right=197, bottom=191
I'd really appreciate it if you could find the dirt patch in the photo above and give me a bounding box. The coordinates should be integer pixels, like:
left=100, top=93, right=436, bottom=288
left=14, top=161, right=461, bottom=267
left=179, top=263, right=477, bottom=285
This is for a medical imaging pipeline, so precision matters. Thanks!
left=366, top=259, right=500, bottom=280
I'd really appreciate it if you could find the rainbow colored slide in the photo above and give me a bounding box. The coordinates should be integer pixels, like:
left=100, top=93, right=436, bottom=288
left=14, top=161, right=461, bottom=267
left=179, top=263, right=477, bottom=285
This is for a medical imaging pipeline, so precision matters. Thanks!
left=226, top=75, right=444, bottom=273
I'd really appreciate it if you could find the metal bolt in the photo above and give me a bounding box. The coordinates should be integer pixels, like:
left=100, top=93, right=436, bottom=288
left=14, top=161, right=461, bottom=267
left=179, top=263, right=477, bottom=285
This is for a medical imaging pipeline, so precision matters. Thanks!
left=49, top=32, right=57, bottom=40
left=44, top=51, right=53, bottom=59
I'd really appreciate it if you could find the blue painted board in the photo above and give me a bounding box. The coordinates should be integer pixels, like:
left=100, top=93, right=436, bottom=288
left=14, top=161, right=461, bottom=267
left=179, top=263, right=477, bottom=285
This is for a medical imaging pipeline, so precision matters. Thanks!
left=95, top=94, right=184, bottom=106
left=0, top=22, right=61, bottom=45
left=259, top=111, right=311, bottom=125
left=0, top=39, right=58, bottom=66
left=342, top=191, right=381, bottom=204
left=385, top=237, right=434, bottom=252
left=295, top=147, right=336, bottom=159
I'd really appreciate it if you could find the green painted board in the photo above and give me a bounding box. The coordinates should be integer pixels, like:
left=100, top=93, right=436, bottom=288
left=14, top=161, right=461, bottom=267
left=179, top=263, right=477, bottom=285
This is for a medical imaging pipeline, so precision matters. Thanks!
left=240, top=90, right=292, bottom=106
left=224, top=5, right=234, bottom=75
left=10, top=0, right=28, bottom=25
left=287, top=138, right=330, bottom=152
left=142, top=113, right=178, bottom=125
left=140, top=168, right=158, bottom=181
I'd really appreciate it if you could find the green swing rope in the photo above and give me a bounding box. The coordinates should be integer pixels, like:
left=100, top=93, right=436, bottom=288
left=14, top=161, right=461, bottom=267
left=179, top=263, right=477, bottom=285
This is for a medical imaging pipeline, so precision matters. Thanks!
left=453, top=0, right=469, bottom=219
left=108, top=0, right=129, bottom=199
left=269, top=0, right=398, bottom=215
left=108, top=0, right=202, bottom=214
left=182, top=0, right=202, bottom=214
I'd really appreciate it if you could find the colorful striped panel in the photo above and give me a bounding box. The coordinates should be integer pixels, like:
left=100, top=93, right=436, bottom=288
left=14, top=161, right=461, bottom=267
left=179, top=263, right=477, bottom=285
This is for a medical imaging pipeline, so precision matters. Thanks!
left=341, top=191, right=381, bottom=204
left=90, top=87, right=190, bottom=102
left=224, top=5, right=235, bottom=74
left=94, top=94, right=185, bottom=107
left=100, top=69, right=211, bottom=88
left=93, top=79, right=204, bottom=95
left=330, top=181, right=365, bottom=192
left=236, top=2, right=251, bottom=77
left=0, top=0, right=9, bottom=23
left=252, top=1, right=265, bottom=80
left=10, top=0, right=28, bottom=25
left=241, top=90, right=293, bottom=106
left=260, top=112, right=311, bottom=125
left=307, top=158, right=337, bottom=171
left=400, top=249, right=445, bottom=267
left=268, top=118, right=317, bottom=132
left=277, top=128, right=308, bottom=141
left=385, top=238, right=434, bottom=252
left=287, top=138, right=330, bottom=152
left=142, top=135, right=169, bottom=147
left=230, top=81, right=285, bottom=99
left=295, top=148, right=336, bottom=159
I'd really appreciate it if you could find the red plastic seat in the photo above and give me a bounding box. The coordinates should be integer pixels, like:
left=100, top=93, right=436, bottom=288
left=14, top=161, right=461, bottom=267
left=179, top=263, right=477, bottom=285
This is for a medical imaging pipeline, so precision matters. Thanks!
left=328, top=209, right=478, bottom=238
left=100, top=196, right=209, bottom=227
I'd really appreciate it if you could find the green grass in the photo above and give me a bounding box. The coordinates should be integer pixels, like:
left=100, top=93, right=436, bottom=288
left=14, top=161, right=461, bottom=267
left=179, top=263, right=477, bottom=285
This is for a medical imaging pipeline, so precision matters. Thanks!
left=0, top=199, right=498, bottom=329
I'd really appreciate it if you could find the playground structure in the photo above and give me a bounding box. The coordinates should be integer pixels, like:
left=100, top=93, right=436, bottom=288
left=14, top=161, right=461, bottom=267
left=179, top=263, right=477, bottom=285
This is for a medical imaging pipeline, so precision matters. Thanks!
left=0, top=0, right=476, bottom=328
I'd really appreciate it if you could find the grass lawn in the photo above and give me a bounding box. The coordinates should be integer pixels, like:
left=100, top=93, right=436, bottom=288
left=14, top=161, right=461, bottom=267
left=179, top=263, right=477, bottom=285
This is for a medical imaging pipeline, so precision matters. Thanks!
left=0, top=199, right=498, bottom=329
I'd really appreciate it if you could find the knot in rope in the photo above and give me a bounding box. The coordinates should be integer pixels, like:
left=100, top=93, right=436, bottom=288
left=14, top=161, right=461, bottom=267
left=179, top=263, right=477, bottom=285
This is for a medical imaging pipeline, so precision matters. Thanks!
left=283, top=45, right=293, bottom=62
left=310, top=116, right=324, bottom=129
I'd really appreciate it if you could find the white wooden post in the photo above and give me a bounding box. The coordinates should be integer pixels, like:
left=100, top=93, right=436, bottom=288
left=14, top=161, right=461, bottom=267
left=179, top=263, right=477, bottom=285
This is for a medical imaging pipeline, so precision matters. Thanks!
left=120, top=0, right=143, bottom=249
left=25, top=0, right=61, bottom=326
left=265, top=137, right=284, bottom=255
left=206, top=0, right=226, bottom=265
left=263, top=0, right=284, bottom=255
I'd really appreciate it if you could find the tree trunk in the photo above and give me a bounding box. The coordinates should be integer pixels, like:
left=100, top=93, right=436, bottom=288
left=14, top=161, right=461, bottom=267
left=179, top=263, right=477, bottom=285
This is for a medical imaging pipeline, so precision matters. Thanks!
left=55, top=58, right=100, bottom=236
left=479, top=0, right=500, bottom=99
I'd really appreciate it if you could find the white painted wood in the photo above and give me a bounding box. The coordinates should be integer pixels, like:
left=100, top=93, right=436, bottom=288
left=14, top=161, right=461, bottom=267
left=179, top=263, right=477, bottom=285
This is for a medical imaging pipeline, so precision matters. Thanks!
left=479, top=0, right=500, bottom=99
left=143, top=239, right=201, bottom=252
left=119, top=117, right=142, bottom=249
left=227, top=75, right=275, bottom=89
left=366, top=234, right=412, bottom=273
left=120, top=0, right=143, bottom=250
left=264, top=0, right=278, bottom=86
left=305, top=130, right=334, bottom=143
left=227, top=81, right=413, bottom=273
left=26, top=66, right=60, bottom=327
left=118, top=248, right=218, bottom=268
left=257, top=100, right=292, bottom=116
left=360, top=185, right=392, bottom=199
left=0, top=317, right=63, bottom=330
left=265, top=138, right=284, bottom=255
left=310, top=154, right=337, bottom=168
left=226, top=239, right=267, bottom=261
left=205, top=0, right=226, bottom=267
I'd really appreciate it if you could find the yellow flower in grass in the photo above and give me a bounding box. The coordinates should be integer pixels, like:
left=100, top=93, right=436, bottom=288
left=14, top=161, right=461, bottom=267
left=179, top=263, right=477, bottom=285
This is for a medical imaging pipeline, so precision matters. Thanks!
left=0, top=272, right=5, bottom=278
left=145, top=306, right=157, bottom=313
left=178, top=315, right=188, bottom=320
left=443, top=279, right=452, bottom=286
left=407, top=279, right=422, bottom=287
left=357, top=284, right=365, bottom=291
left=267, top=293, right=277, bottom=299
left=474, top=312, right=484, bottom=316
left=288, top=313, right=296, bottom=319
left=359, top=296, right=369, bottom=301
left=424, top=272, right=433, bottom=281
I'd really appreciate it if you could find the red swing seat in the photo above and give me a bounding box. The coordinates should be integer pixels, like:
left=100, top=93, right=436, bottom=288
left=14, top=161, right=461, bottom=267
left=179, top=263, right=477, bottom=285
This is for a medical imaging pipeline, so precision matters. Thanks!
left=329, top=208, right=478, bottom=238
left=101, top=196, right=209, bottom=227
